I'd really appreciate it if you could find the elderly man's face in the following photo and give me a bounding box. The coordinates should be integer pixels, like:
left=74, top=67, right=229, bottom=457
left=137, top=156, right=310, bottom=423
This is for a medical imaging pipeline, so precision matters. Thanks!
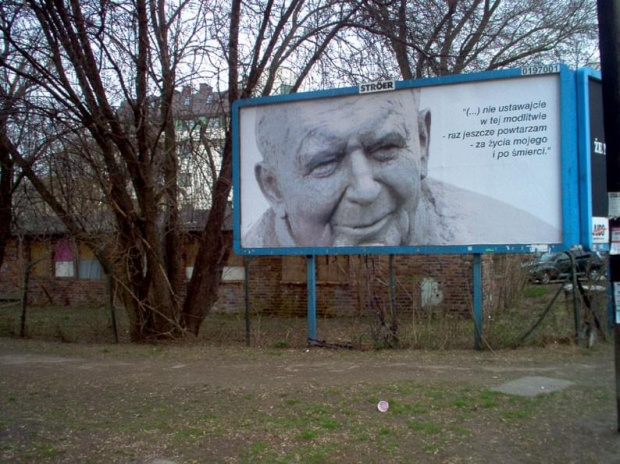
left=256, top=92, right=430, bottom=247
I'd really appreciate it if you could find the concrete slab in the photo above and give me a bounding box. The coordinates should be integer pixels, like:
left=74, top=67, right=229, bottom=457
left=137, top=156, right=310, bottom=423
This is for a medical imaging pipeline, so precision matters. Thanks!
left=492, top=376, right=575, bottom=397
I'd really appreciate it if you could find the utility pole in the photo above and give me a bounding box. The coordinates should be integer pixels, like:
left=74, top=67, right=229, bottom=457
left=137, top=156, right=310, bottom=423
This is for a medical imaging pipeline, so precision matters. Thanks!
left=596, top=0, right=620, bottom=432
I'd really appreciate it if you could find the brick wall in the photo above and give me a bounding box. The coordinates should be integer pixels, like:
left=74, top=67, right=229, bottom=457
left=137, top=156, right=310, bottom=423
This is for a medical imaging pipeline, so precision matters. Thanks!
left=1, top=236, right=507, bottom=318
left=216, top=253, right=498, bottom=318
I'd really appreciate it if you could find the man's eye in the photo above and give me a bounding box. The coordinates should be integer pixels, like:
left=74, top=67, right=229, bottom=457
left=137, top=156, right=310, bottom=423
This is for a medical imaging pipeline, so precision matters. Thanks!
left=309, top=159, right=339, bottom=178
left=372, top=144, right=400, bottom=161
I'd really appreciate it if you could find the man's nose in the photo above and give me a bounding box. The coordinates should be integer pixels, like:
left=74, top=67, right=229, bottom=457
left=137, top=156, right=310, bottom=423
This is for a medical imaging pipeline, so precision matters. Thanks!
left=345, top=150, right=381, bottom=205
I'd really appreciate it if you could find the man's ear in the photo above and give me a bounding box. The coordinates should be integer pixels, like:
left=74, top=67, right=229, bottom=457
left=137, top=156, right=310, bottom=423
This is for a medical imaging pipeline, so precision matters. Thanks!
left=418, top=108, right=431, bottom=179
left=255, top=162, right=287, bottom=218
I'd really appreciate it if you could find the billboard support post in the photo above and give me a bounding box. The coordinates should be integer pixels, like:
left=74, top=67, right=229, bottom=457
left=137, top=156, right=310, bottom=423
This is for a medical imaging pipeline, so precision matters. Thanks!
left=473, top=254, right=483, bottom=350
left=596, top=0, right=620, bottom=432
left=389, top=255, right=397, bottom=338
left=244, top=256, right=252, bottom=347
left=307, top=255, right=317, bottom=342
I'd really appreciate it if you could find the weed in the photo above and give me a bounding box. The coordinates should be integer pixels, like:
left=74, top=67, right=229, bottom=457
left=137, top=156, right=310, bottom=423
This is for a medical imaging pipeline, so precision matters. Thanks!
left=319, top=418, right=339, bottom=430
left=424, top=387, right=445, bottom=400
left=500, top=409, right=531, bottom=420
left=306, top=404, right=330, bottom=416
left=452, top=398, right=471, bottom=409
left=524, top=286, right=548, bottom=298
left=35, top=443, right=63, bottom=458
left=297, top=429, right=318, bottom=440
left=386, top=399, right=417, bottom=415
left=303, top=447, right=331, bottom=464
left=448, top=425, right=471, bottom=436
left=407, top=421, right=442, bottom=435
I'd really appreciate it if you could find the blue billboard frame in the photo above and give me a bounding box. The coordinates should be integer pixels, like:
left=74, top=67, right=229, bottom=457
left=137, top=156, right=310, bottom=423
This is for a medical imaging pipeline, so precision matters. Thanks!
left=232, top=65, right=580, bottom=256
left=576, top=67, right=609, bottom=252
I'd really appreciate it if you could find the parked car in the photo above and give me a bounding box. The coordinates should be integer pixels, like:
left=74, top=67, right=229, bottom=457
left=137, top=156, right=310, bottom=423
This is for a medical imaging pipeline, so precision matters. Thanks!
left=526, top=250, right=605, bottom=284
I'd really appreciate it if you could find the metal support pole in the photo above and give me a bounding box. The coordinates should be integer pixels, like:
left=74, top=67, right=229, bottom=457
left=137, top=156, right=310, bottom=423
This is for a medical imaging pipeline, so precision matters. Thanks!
left=244, top=256, right=251, bottom=347
left=307, top=255, right=317, bottom=342
left=568, top=252, right=581, bottom=345
left=597, top=0, right=620, bottom=432
left=473, top=253, right=483, bottom=350
left=389, top=254, right=397, bottom=334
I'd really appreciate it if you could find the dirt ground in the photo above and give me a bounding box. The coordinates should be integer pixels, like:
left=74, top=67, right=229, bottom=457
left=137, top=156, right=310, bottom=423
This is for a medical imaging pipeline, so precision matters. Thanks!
left=1, top=337, right=620, bottom=463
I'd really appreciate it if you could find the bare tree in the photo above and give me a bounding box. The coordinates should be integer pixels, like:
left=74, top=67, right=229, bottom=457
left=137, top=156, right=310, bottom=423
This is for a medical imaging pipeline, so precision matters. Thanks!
left=347, top=0, right=598, bottom=80
left=0, top=47, right=36, bottom=269
left=2, top=0, right=593, bottom=341
left=0, top=0, right=356, bottom=339
left=0, top=8, right=31, bottom=269
left=181, top=0, right=358, bottom=334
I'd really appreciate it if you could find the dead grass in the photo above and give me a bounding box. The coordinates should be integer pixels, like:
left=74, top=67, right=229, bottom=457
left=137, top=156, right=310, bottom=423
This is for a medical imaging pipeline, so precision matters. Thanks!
left=0, top=280, right=610, bottom=351
left=0, top=337, right=617, bottom=464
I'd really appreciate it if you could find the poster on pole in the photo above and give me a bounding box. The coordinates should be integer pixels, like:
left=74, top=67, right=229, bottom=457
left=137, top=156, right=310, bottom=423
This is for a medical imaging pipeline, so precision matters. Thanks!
left=233, top=66, right=580, bottom=256
left=577, top=68, right=609, bottom=251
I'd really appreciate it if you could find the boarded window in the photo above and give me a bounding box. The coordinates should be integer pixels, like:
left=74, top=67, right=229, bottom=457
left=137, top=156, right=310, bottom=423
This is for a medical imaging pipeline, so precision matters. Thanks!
left=282, top=257, right=306, bottom=283
left=317, top=255, right=350, bottom=283
left=227, top=250, right=243, bottom=267
left=222, top=266, right=244, bottom=282
left=30, top=241, right=51, bottom=277
left=281, top=256, right=350, bottom=284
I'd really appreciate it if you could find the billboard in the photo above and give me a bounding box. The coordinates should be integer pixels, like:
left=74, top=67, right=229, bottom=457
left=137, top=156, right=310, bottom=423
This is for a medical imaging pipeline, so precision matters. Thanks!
left=577, top=68, right=609, bottom=250
left=233, top=66, right=580, bottom=255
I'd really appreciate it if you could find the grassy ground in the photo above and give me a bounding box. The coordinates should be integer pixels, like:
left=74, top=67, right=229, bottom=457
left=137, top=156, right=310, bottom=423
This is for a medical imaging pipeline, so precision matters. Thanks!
left=0, top=337, right=617, bottom=463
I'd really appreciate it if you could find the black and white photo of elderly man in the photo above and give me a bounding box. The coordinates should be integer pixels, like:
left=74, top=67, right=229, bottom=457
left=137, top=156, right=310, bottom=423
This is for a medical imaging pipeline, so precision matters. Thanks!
left=241, top=89, right=560, bottom=248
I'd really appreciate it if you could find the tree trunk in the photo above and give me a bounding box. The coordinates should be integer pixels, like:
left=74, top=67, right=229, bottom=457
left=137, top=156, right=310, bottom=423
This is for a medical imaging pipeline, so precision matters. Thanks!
left=0, top=137, right=13, bottom=268
left=181, top=136, right=233, bottom=335
left=180, top=0, right=240, bottom=335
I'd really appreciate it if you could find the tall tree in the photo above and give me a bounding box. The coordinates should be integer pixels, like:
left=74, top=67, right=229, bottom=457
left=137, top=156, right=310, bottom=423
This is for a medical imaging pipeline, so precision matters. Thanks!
left=0, top=0, right=356, bottom=339
left=181, top=0, right=357, bottom=334
left=0, top=15, right=32, bottom=269
left=347, top=0, right=598, bottom=81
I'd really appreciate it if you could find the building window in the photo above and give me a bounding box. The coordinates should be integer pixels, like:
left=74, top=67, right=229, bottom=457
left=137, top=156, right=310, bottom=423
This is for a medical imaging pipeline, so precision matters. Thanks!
left=183, top=236, right=199, bottom=281
left=79, top=260, right=103, bottom=279
left=184, top=96, right=191, bottom=106
left=179, top=172, right=192, bottom=188
left=52, top=240, right=104, bottom=280
left=54, top=239, right=76, bottom=277
left=77, top=242, right=103, bottom=280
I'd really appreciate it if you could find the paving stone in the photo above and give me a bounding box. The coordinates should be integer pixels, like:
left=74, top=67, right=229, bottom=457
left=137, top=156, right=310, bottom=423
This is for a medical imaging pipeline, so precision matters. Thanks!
left=492, top=376, right=574, bottom=397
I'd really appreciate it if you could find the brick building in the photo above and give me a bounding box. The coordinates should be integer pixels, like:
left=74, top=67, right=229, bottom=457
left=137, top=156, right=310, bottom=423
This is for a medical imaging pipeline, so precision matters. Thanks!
left=0, top=227, right=507, bottom=320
